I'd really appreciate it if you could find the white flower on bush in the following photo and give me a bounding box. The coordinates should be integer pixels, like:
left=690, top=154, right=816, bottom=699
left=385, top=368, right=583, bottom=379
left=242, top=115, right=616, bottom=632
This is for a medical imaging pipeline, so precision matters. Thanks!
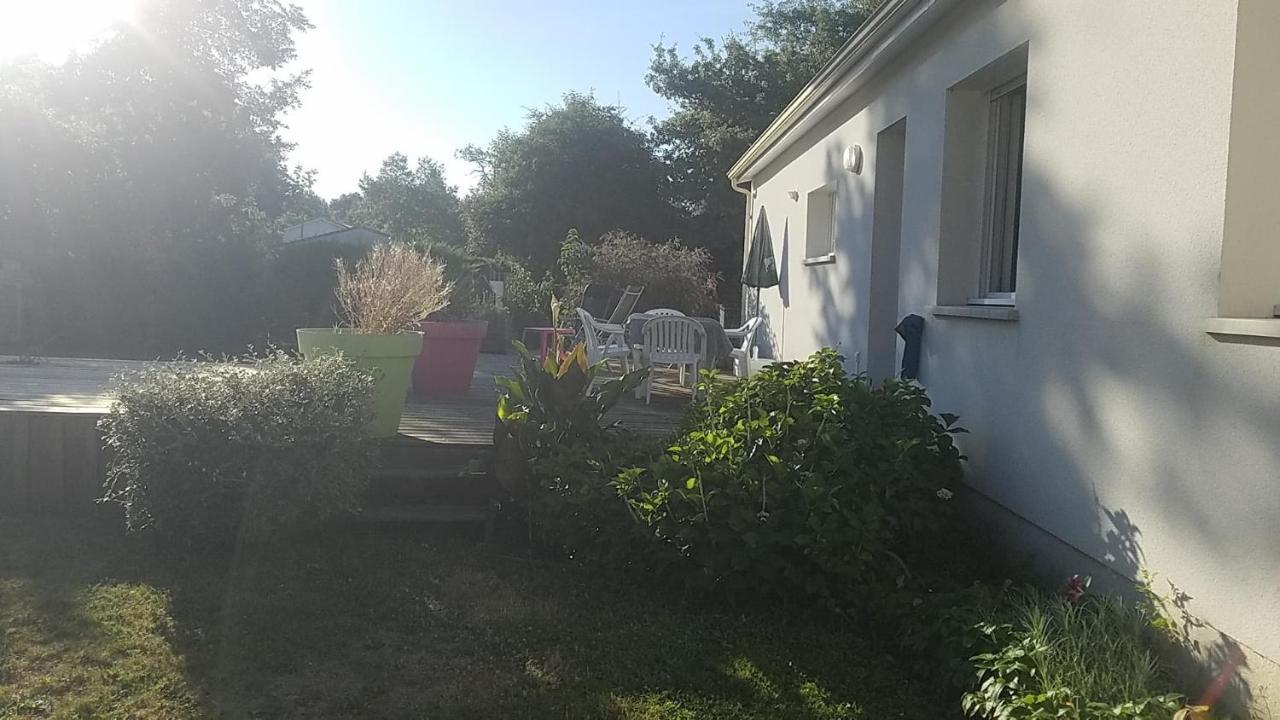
left=936, top=488, right=954, bottom=500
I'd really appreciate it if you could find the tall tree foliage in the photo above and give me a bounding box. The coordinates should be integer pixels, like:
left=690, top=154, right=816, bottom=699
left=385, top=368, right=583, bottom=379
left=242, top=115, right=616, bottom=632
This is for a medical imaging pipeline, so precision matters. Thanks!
left=345, top=153, right=464, bottom=245
left=647, top=0, right=878, bottom=315
left=460, top=92, right=684, bottom=274
left=0, top=0, right=311, bottom=356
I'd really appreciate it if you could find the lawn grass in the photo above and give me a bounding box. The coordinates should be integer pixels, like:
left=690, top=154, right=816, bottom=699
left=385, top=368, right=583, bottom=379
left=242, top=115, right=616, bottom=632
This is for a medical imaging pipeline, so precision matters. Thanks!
left=0, top=517, right=949, bottom=719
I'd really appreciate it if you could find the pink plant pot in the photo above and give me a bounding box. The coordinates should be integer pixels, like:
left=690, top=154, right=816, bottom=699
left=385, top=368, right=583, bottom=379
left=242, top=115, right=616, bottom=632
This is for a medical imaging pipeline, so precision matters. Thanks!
left=412, top=320, right=489, bottom=398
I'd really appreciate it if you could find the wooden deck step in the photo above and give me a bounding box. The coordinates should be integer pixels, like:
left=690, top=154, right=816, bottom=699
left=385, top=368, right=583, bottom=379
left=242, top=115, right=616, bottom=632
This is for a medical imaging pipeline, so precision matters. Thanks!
left=356, top=504, right=492, bottom=524
left=354, top=503, right=497, bottom=539
left=367, top=469, right=496, bottom=505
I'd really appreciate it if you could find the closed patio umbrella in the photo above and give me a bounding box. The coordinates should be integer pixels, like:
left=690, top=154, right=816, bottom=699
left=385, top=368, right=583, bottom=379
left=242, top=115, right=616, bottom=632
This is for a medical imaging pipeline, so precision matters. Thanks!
left=742, top=207, right=779, bottom=320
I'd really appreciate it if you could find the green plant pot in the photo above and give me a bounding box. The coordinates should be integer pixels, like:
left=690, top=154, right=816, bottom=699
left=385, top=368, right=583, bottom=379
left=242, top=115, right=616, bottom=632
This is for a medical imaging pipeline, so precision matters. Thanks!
left=296, top=328, right=424, bottom=438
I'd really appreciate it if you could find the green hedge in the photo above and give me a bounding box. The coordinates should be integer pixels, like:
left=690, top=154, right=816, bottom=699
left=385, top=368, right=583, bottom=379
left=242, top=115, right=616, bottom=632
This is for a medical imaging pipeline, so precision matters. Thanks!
left=99, top=352, right=374, bottom=545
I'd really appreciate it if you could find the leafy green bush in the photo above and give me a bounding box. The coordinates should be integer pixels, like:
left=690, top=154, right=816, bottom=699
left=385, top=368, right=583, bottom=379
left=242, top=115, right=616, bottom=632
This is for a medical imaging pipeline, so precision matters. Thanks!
left=494, top=342, right=650, bottom=562
left=559, top=230, right=718, bottom=316
left=500, top=260, right=554, bottom=332
left=616, top=349, right=965, bottom=599
left=259, top=239, right=371, bottom=344
left=100, top=352, right=374, bottom=545
left=422, top=241, right=501, bottom=321
left=963, top=589, right=1182, bottom=720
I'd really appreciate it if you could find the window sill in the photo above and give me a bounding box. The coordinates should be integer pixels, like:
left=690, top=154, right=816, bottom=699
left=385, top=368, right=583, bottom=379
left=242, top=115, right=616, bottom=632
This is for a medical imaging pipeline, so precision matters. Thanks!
left=928, top=304, right=1020, bottom=321
left=802, top=253, right=836, bottom=266
left=1204, top=317, right=1280, bottom=340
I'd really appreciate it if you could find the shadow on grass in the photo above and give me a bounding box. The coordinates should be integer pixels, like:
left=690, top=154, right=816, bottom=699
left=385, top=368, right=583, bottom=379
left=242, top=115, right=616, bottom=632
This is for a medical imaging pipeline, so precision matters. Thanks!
left=0, top=517, right=948, bottom=720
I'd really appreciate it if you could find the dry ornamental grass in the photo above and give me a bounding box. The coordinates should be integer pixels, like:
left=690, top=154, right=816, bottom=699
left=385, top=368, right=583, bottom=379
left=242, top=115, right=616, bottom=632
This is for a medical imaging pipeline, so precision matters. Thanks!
left=335, top=243, right=452, bottom=334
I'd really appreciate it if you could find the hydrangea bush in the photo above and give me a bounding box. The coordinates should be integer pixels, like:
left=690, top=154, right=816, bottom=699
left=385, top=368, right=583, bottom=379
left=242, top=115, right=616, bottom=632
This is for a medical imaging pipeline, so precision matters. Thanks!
left=617, top=349, right=966, bottom=598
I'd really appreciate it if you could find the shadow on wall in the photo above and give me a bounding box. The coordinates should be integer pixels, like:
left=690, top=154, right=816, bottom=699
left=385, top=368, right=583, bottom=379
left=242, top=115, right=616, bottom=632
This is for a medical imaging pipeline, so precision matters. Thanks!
left=885, top=157, right=1276, bottom=709
left=748, top=38, right=1280, bottom=709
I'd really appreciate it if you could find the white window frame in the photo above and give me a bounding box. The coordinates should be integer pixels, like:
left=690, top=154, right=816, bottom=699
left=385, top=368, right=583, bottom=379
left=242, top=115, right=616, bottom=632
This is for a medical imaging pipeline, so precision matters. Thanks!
left=803, top=180, right=838, bottom=265
left=972, top=75, right=1027, bottom=306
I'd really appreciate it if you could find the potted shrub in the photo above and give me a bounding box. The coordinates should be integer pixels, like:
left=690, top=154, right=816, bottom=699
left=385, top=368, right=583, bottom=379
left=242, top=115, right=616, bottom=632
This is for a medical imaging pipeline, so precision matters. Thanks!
left=412, top=243, right=495, bottom=398
left=297, top=243, right=450, bottom=437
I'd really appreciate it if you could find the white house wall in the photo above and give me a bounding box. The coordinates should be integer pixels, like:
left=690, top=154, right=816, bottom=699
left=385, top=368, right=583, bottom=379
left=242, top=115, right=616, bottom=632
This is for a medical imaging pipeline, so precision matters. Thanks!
left=745, top=0, right=1280, bottom=686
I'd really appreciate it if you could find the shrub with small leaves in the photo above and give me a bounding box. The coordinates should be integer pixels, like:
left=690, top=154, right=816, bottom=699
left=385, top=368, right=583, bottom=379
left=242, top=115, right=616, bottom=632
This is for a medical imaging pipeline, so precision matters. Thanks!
left=99, top=351, right=375, bottom=545
left=616, top=349, right=965, bottom=599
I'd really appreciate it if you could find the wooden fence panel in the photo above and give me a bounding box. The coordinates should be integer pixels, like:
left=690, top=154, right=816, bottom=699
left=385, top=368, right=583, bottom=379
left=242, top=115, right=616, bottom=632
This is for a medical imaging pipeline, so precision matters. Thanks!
left=0, top=411, right=105, bottom=515
left=0, top=413, right=31, bottom=513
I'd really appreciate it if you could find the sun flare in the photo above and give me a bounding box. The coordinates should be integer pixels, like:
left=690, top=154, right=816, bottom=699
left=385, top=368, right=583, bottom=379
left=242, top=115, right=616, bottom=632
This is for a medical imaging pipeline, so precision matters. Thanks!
left=0, top=0, right=140, bottom=62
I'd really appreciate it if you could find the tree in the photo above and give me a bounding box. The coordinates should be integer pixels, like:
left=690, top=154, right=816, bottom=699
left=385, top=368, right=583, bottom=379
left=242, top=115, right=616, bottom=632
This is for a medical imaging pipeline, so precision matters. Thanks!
left=345, top=152, right=465, bottom=245
left=460, top=92, right=684, bottom=274
left=328, top=192, right=362, bottom=224
left=0, top=0, right=312, bottom=356
left=647, top=0, right=878, bottom=317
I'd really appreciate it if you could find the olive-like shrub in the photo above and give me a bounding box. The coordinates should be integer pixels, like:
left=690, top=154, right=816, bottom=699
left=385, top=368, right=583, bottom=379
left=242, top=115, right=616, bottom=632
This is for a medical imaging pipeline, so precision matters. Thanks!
left=99, top=352, right=374, bottom=545
left=617, top=349, right=965, bottom=599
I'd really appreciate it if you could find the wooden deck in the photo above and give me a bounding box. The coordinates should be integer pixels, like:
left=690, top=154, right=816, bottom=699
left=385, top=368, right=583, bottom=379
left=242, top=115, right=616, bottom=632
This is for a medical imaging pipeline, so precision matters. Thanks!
left=400, top=353, right=691, bottom=445
left=0, top=353, right=689, bottom=441
left=0, top=352, right=693, bottom=515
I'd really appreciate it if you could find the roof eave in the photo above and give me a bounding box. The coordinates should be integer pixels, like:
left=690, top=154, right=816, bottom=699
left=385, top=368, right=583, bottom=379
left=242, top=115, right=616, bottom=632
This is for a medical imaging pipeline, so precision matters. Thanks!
left=728, top=0, right=956, bottom=186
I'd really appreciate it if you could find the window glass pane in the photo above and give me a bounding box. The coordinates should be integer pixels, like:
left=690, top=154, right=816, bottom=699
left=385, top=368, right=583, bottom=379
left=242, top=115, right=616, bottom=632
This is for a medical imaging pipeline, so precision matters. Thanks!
left=985, top=84, right=1027, bottom=294
left=805, top=185, right=836, bottom=259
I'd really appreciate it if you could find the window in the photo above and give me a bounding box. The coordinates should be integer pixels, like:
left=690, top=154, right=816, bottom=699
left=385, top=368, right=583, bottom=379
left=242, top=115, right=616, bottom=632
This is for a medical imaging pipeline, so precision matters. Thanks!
left=804, top=182, right=837, bottom=263
left=937, top=44, right=1028, bottom=311
left=975, top=77, right=1027, bottom=304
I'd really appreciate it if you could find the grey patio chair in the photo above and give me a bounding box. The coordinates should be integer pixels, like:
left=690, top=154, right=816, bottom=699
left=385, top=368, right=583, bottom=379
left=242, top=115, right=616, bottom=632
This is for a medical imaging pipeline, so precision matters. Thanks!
left=605, top=285, right=644, bottom=325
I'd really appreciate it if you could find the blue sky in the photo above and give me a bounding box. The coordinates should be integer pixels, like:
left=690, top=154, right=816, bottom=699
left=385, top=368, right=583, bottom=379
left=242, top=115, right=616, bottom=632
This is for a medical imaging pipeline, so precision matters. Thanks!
left=284, top=1, right=758, bottom=199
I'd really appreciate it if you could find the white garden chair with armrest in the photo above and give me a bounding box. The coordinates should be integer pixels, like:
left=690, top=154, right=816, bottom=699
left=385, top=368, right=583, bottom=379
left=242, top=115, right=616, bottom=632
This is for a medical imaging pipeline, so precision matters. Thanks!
left=725, top=316, right=762, bottom=378
left=640, top=315, right=706, bottom=404
left=576, top=308, right=630, bottom=370
left=645, top=308, right=685, bottom=317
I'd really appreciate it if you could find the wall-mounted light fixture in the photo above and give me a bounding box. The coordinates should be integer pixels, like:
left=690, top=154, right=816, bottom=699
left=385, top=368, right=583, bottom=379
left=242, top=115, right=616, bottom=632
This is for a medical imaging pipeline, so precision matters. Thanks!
left=787, top=190, right=799, bottom=201
left=843, top=144, right=863, bottom=174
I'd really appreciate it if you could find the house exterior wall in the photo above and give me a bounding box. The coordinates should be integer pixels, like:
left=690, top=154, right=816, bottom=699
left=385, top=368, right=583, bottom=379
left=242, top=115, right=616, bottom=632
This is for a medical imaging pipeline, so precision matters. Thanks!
left=743, top=0, right=1280, bottom=691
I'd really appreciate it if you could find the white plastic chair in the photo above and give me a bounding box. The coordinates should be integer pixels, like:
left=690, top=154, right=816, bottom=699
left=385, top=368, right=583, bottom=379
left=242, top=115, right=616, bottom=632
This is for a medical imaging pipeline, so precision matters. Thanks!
left=576, top=308, right=630, bottom=369
left=640, top=315, right=706, bottom=404
left=725, top=316, right=763, bottom=378
left=646, top=308, right=685, bottom=317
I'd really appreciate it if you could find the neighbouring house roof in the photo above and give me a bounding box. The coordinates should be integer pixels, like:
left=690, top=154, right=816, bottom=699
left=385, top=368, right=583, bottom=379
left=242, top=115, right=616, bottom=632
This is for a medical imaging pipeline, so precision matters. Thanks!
left=727, top=0, right=961, bottom=187
left=282, top=218, right=390, bottom=246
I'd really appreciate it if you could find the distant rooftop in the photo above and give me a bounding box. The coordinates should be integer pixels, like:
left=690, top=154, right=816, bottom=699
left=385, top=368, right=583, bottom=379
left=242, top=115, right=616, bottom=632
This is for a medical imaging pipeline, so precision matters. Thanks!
left=282, top=218, right=390, bottom=245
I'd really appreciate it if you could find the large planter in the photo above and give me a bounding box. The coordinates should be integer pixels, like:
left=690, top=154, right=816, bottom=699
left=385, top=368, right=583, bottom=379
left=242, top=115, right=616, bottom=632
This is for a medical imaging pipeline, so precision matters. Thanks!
left=413, top=320, right=489, bottom=398
left=296, top=328, right=423, bottom=438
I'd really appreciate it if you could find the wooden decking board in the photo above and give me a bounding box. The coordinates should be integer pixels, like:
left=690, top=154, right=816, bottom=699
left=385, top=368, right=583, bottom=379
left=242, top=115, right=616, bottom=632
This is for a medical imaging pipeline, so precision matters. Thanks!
left=0, top=352, right=697, bottom=515
left=0, top=352, right=689, bottom=445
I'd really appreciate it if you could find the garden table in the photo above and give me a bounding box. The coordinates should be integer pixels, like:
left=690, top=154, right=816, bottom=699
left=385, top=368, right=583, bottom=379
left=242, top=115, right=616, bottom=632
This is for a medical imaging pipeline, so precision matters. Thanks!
left=624, top=314, right=732, bottom=366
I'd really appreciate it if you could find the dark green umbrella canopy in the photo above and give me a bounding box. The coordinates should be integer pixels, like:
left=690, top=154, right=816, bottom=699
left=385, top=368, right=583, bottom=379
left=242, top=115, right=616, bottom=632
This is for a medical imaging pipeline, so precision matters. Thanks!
left=742, top=207, right=779, bottom=289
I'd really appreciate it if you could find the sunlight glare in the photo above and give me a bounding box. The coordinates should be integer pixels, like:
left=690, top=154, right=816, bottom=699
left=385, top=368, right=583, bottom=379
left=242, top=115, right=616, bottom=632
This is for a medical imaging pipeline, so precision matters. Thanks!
left=0, top=0, right=140, bottom=63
